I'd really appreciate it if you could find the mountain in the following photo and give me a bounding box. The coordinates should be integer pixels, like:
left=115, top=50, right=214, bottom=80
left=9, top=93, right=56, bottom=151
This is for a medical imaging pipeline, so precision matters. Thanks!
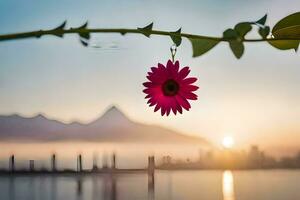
left=0, top=106, right=209, bottom=145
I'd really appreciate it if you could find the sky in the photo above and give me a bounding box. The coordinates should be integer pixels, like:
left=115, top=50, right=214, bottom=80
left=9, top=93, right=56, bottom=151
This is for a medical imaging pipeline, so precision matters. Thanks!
left=0, top=0, right=299, bottom=155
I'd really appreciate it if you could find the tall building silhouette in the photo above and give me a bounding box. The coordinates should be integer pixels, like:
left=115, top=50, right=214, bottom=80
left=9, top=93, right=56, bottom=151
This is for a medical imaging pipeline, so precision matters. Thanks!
left=29, top=160, right=35, bottom=172
left=92, top=153, right=98, bottom=171
left=77, top=154, right=83, bottom=172
left=9, top=155, right=15, bottom=172
left=112, top=153, right=116, bottom=169
left=103, top=153, right=108, bottom=169
left=248, top=145, right=262, bottom=168
left=51, top=154, right=57, bottom=172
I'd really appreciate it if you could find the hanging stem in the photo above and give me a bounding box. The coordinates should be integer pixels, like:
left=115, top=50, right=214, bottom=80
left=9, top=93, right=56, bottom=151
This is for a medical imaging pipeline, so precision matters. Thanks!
left=170, top=45, right=177, bottom=62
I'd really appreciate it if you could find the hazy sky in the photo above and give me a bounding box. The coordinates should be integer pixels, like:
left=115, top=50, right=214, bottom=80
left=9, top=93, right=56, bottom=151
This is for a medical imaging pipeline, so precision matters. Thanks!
left=0, top=0, right=299, bottom=154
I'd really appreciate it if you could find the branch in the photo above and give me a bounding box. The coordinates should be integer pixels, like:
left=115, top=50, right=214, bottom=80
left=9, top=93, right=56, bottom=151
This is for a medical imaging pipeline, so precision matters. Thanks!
left=0, top=12, right=299, bottom=59
left=0, top=27, right=299, bottom=42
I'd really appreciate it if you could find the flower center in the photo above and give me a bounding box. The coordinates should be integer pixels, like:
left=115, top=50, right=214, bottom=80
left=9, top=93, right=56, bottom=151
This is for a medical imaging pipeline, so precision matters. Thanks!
left=162, top=79, right=180, bottom=96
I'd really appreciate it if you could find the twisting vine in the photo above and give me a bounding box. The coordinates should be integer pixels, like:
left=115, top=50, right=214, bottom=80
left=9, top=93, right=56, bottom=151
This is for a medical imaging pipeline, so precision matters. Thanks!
left=0, top=12, right=299, bottom=59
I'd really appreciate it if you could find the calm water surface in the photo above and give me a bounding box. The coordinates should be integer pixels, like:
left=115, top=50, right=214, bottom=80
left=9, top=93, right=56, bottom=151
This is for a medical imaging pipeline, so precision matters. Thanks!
left=0, top=170, right=299, bottom=200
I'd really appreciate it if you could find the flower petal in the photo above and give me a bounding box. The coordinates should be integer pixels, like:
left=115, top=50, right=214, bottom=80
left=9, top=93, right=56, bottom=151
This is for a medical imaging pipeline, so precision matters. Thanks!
left=154, top=104, right=161, bottom=112
left=157, top=63, right=166, bottom=73
left=178, top=67, right=190, bottom=80
left=166, top=108, right=171, bottom=116
left=169, top=98, right=177, bottom=115
left=151, top=67, right=158, bottom=73
left=174, top=98, right=183, bottom=114
left=147, top=98, right=157, bottom=106
left=143, top=82, right=154, bottom=87
left=149, top=102, right=156, bottom=107
left=161, top=106, right=166, bottom=116
left=145, top=94, right=152, bottom=99
left=166, top=60, right=175, bottom=76
left=166, top=60, right=174, bottom=70
left=175, top=95, right=191, bottom=111
left=182, top=77, right=197, bottom=85
left=177, top=103, right=183, bottom=114
left=181, top=85, right=199, bottom=92
left=180, top=91, right=198, bottom=100
left=168, top=60, right=180, bottom=79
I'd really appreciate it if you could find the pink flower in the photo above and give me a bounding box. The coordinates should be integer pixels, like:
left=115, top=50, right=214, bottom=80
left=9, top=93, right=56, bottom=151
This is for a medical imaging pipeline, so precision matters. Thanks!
left=143, top=60, right=199, bottom=116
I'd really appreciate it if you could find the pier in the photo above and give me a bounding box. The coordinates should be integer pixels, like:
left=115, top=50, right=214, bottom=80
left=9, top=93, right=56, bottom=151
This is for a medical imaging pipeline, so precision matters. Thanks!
left=1, top=153, right=156, bottom=200
left=0, top=154, right=156, bottom=177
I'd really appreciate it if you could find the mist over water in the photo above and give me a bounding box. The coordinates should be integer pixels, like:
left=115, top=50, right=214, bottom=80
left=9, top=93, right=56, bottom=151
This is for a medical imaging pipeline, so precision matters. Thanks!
left=0, top=142, right=203, bottom=170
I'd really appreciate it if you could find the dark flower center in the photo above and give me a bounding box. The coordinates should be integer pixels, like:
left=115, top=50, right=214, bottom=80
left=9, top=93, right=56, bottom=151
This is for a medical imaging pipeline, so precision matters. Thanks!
left=162, top=79, right=180, bottom=96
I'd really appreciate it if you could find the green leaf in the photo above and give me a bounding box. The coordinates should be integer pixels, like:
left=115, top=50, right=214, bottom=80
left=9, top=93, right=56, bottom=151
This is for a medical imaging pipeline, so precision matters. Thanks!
left=77, top=22, right=90, bottom=40
left=256, top=14, right=267, bottom=25
left=189, top=38, right=219, bottom=57
left=268, top=40, right=299, bottom=51
left=234, top=22, right=252, bottom=38
left=274, top=29, right=300, bottom=39
left=170, top=28, right=182, bottom=47
left=258, top=26, right=270, bottom=38
left=273, top=12, right=300, bottom=34
left=229, top=41, right=244, bottom=59
left=271, top=12, right=300, bottom=50
left=223, top=29, right=244, bottom=59
left=52, top=21, right=67, bottom=38
left=223, top=28, right=239, bottom=39
left=137, top=22, right=153, bottom=37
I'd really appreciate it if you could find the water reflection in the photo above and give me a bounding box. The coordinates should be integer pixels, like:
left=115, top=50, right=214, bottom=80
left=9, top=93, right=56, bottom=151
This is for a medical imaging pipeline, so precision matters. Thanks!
left=222, top=170, right=235, bottom=200
left=50, top=176, right=57, bottom=200
left=9, top=177, right=15, bottom=200
left=92, top=176, right=100, bottom=200
left=148, top=173, right=155, bottom=200
left=76, top=178, right=83, bottom=200
left=101, top=175, right=118, bottom=200
left=3, top=171, right=300, bottom=200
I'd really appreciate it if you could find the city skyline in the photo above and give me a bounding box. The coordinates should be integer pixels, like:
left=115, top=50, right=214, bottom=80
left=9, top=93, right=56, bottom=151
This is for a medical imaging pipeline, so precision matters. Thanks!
left=1, top=144, right=300, bottom=172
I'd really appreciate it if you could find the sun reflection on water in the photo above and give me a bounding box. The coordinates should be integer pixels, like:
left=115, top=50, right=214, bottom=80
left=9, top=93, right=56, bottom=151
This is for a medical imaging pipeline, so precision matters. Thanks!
left=222, top=170, right=235, bottom=200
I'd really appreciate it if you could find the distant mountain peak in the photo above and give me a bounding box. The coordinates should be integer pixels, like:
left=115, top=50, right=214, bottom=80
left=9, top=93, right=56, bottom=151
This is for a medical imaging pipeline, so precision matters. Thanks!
left=106, top=105, right=122, bottom=113
left=34, top=113, right=47, bottom=119
left=89, top=105, right=131, bottom=125
left=102, top=105, right=128, bottom=119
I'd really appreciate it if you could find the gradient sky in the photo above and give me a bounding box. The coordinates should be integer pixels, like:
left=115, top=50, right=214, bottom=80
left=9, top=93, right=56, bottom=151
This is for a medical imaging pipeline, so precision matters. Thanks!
left=0, top=0, right=299, bottom=155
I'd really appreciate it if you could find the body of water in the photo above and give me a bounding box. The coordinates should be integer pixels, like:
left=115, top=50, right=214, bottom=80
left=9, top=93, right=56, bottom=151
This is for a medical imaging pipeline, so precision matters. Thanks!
left=0, top=170, right=299, bottom=200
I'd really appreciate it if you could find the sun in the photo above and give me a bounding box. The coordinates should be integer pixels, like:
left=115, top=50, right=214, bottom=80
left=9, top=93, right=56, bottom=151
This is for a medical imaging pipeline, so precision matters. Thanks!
left=222, top=136, right=234, bottom=149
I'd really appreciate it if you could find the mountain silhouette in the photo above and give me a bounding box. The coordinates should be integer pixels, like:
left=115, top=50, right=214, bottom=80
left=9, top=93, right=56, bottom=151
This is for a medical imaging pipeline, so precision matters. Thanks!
left=0, top=105, right=208, bottom=144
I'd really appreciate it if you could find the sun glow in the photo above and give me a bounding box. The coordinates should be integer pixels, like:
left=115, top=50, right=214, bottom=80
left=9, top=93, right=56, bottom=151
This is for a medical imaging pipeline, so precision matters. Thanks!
left=222, top=136, right=234, bottom=149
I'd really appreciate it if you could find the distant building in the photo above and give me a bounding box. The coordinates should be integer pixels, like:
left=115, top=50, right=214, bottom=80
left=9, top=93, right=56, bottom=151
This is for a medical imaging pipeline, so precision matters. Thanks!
left=9, top=155, right=15, bottom=172
left=92, top=153, right=98, bottom=171
left=162, top=156, right=172, bottom=165
left=29, top=160, right=35, bottom=171
left=248, top=145, right=263, bottom=168
left=77, top=154, right=83, bottom=172
left=51, top=154, right=57, bottom=172
left=112, top=153, right=116, bottom=169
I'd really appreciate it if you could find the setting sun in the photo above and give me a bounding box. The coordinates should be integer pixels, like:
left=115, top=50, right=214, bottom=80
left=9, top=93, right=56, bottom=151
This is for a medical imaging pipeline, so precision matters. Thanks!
left=222, top=136, right=235, bottom=149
